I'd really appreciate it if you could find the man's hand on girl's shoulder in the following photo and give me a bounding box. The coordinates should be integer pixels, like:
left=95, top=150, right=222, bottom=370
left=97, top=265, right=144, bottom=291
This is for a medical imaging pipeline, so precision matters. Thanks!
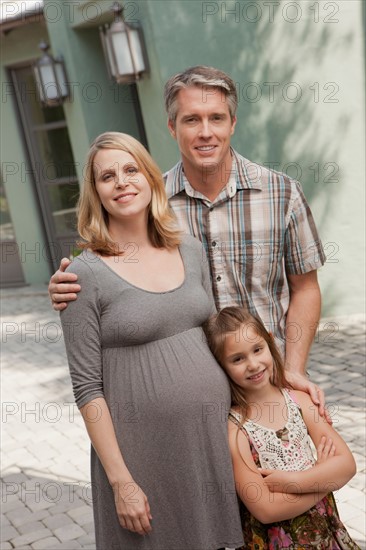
left=284, top=371, right=332, bottom=425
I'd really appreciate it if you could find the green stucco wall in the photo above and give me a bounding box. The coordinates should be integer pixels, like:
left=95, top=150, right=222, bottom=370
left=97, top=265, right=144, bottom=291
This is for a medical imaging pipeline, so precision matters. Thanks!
left=44, top=4, right=144, bottom=175
left=138, top=0, right=366, bottom=318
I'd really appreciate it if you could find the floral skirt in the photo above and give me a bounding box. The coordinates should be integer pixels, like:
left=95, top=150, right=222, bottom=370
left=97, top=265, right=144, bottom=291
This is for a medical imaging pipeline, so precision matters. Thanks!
left=238, top=493, right=361, bottom=549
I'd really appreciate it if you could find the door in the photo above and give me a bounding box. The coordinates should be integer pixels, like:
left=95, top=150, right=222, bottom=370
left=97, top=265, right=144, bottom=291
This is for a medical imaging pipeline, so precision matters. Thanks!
left=10, top=64, right=79, bottom=270
left=0, top=179, right=25, bottom=287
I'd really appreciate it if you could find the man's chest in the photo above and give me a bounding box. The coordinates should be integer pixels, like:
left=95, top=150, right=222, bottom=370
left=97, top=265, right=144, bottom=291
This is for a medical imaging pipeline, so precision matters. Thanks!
left=169, top=195, right=288, bottom=265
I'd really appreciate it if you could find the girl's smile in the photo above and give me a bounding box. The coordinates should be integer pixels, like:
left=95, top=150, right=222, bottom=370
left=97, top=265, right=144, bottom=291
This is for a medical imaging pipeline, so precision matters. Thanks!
left=246, top=368, right=266, bottom=382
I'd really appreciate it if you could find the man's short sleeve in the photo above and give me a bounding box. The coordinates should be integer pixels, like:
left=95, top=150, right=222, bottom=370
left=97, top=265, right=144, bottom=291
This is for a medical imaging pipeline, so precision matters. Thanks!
left=284, top=181, right=326, bottom=275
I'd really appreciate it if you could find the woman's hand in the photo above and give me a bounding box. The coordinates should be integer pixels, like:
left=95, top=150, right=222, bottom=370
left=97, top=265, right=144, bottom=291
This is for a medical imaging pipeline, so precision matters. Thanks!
left=112, top=480, right=153, bottom=535
left=316, top=435, right=336, bottom=465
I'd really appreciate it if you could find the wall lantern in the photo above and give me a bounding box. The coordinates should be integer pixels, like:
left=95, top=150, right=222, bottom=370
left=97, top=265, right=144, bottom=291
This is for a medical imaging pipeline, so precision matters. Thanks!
left=100, top=2, right=148, bottom=85
left=33, top=41, right=69, bottom=107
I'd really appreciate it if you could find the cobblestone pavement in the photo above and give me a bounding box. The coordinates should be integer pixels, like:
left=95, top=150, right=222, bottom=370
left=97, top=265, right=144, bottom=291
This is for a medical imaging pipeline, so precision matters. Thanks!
left=1, top=286, right=365, bottom=550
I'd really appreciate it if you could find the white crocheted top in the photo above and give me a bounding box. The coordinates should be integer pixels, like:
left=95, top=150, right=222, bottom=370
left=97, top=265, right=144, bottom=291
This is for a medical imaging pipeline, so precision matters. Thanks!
left=229, top=390, right=315, bottom=472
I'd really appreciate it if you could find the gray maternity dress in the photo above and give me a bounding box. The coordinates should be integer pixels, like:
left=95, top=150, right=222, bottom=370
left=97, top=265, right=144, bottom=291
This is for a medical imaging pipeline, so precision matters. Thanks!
left=60, top=235, right=243, bottom=550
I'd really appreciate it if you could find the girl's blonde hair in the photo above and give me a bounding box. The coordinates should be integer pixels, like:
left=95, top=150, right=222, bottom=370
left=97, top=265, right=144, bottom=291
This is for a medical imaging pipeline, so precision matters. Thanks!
left=77, top=132, right=181, bottom=255
left=203, top=306, right=289, bottom=422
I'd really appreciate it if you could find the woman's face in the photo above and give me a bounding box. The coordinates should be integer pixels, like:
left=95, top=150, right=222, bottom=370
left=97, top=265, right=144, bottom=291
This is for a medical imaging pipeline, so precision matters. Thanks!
left=93, top=148, right=152, bottom=223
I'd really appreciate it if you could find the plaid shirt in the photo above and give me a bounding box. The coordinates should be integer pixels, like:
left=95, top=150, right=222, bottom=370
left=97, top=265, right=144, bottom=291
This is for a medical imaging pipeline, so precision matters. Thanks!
left=165, top=149, right=326, bottom=352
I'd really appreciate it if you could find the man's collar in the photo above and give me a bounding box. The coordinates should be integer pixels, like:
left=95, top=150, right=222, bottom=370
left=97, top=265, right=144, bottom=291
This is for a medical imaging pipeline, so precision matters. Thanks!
left=164, top=148, right=262, bottom=199
left=231, top=149, right=262, bottom=191
left=164, top=162, right=185, bottom=199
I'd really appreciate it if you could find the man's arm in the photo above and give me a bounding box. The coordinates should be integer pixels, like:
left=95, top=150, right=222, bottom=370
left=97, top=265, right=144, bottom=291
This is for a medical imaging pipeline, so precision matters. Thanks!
left=285, top=269, right=321, bottom=375
left=284, top=270, right=332, bottom=422
left=48, top=258, right=81, bottom=311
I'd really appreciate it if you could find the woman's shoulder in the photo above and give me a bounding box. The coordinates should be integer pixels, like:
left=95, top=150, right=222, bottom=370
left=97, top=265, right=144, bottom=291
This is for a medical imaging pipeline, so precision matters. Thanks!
left=180, top=234, right=207, bottom=259
left=180, top=233, right=204, bottom=249
left=65, top=250, right=102, bottom=278
left=60, top=252, right=102, bottom=313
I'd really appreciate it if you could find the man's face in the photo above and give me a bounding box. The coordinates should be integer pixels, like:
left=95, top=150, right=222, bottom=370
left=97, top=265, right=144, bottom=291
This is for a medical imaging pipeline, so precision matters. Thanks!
left=168, top=86, right=236, bottom=181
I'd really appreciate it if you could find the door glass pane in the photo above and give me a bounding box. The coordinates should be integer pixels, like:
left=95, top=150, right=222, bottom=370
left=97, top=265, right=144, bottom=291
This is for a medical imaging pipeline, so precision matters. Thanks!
left=47, top=183, right=79, bottom=235
left=0, top=181, right=25, bottom=286
left=33, top=127, right=77, bottom=181
left=0, top=181, right=15, bottom=241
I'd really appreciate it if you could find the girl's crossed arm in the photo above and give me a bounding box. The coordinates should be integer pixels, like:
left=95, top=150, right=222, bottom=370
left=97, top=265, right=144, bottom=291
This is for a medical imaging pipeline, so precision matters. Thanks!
left=261, top=390, right=356, bottom=494
left=228, top=420, right=327, bottom=524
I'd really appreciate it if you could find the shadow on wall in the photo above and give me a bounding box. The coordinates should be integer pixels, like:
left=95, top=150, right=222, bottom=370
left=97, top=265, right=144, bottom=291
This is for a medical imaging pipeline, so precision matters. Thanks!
left=173, top=0, right=358, bottom=314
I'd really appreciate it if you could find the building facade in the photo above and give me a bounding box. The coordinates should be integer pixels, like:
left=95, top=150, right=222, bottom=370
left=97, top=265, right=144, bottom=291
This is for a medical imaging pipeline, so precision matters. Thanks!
left=1, top=0, right=365, bottom=318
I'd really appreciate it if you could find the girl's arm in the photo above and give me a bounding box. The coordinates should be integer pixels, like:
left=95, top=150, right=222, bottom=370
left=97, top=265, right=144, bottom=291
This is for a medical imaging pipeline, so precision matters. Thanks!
left=80, top=398, right=152, bottom=535
left=228, top=420, right=327, bottom=524
left=262, top=390, right=356, bottom=494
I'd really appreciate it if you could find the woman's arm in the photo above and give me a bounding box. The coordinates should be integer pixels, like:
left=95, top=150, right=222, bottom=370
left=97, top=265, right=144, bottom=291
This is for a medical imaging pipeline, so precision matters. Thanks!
left=262, top=390, right=356, bottom=494
left=228, top=421, right=327, bottom=524
left=80, top=398, right=152, bottom=535
left=60, top=258, right=152, bottom=535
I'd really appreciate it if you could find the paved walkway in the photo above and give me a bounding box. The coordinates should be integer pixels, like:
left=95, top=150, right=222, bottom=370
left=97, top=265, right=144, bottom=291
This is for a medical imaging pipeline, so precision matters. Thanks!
left=1, top=286, right=365, bottom=549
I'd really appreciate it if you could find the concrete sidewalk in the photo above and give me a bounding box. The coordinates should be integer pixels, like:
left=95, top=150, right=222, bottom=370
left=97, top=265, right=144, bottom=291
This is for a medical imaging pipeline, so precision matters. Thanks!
left=1, top=286, right=365, bottom=549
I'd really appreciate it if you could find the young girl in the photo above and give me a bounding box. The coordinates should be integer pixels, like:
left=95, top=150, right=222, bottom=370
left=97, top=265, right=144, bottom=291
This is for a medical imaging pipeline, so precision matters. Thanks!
left=204, top=306, right=360, bottom=549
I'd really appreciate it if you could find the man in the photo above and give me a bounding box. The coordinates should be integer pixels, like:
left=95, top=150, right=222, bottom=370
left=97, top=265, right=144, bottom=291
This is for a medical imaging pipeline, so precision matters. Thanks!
left=49, top=66, right=326, bottom=406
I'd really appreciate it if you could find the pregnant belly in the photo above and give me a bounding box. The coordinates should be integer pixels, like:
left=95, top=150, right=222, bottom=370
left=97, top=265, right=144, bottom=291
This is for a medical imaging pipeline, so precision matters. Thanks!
left=100, top=328, right=233, bottom=497
left=102, top=327, right=231, bottom=423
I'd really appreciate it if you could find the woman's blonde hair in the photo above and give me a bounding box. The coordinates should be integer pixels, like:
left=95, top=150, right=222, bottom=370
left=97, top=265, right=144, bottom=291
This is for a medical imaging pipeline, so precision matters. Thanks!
left=203, top=306, right=289, bottom=422
left=77, top=132, right=181, bottom=255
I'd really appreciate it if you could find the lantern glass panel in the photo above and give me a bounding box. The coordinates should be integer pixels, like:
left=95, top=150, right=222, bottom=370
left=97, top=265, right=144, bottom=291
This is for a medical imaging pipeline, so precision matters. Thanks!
left=129, top=28, right=145, bottom=74
left=33, top=65, right=45, bottom=102
left=55, top=63, right=68, bottom=98
left=40, top=64, right=59, bottom=100
left=104, top=34, right=117, bottom=77
left=34, top=61, right=68, bottom=102
left=111, top=30, right=134, bottom=76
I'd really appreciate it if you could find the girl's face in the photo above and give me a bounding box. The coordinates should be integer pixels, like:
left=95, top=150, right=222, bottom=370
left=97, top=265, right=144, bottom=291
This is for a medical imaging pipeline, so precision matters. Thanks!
left=221, top=323, right=274, bottom=394
left=93, top=148, right=152, bottom=223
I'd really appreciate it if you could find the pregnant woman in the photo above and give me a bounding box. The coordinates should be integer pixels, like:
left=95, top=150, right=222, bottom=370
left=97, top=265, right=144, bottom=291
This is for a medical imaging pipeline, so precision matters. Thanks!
left=59, top=132, right=244, bottom=550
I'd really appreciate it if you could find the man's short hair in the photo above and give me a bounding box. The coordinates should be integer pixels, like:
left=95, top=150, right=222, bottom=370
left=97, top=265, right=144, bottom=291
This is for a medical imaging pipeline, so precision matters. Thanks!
left=164, top=65, right=238, bottom=123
